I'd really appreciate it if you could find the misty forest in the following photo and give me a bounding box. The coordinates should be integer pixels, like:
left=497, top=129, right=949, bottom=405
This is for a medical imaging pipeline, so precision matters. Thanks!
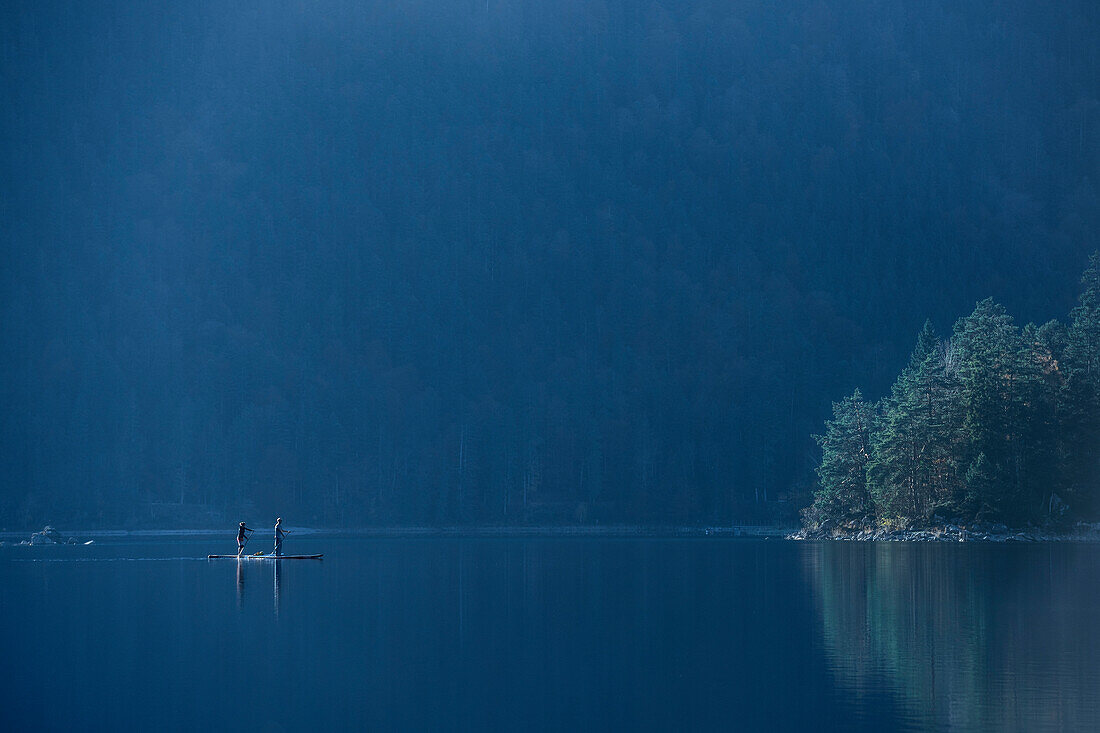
left=2, top=0, right=1098, bottom=529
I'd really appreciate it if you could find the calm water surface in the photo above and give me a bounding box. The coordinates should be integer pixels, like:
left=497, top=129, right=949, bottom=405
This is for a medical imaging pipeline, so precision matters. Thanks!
left=2, top=538, right=1098, bottom=731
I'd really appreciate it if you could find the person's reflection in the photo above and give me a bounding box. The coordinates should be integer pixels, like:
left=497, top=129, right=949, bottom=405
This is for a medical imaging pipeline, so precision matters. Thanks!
left=236, top=558, right=245, bottom=609
left=273, top=560, right=281, bottom=618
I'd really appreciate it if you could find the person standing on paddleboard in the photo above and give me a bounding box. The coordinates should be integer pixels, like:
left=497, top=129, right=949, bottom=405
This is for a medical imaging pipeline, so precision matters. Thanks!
left=274, top=517, right=288, bottom=556
left=237, top=522, right=254, bottom=556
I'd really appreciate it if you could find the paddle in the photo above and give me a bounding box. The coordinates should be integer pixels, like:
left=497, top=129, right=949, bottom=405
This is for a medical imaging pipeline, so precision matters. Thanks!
left=274, top=528, right=290, bottom=556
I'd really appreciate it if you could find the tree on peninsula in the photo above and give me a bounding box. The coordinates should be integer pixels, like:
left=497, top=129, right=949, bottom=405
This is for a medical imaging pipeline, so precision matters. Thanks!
left=804, top=389, right=874, bottom=526
left=804, top=253, right=1100, bottom=529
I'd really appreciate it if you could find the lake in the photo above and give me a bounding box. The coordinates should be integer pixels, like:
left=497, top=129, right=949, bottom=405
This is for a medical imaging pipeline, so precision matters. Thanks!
left=2, top=537, right=1098, bottom=731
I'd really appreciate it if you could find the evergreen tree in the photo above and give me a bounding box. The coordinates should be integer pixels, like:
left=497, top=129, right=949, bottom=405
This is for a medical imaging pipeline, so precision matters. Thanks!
left=1062, top=252, right=1100, bottom=510
left=949, top=299, right=1043, bottom=520
left=806, top=255, right=1100, bottom=529
left=867, top=322, right=963, bottom=523
left=804, top=389, right=874, bottom=527
left=1069, top=252, right=1100, bottom=382
left=1032, top=319, right=1079, bottom=513
left=1016, top=322, right=1062, bottom=512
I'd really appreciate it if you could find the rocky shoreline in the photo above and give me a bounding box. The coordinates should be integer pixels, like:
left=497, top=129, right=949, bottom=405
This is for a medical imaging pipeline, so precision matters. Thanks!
left=788, top=521, right=1100, bottom=542
left=0, top=525, right=94, bottom=546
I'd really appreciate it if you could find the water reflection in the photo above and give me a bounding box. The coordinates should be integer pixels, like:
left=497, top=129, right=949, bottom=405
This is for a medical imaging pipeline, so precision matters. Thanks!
left=24, top=538, right=1097, bottom=730
left=273, top=561, right=281, bottom=619
left=804, top=542, right=1100, bottom=732
left=229, top=559, right=282, bottom=618
left=236, top=558, right=244, bottom=609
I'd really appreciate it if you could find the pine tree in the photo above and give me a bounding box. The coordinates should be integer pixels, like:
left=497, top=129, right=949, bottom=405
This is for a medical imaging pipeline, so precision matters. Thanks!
left=1069, top=252, right=1100, bottom=383
left=1017, top=322, right=1062, bottom=513
left=805, top=389, right=874, bottom=527
left=950, top=299, right=1042, bottom=520
left=805, top=256, right=1100, bottom=529
left=1062, top=252, right=1100, bottom=511
left=867, top=321, right=963, bottom=523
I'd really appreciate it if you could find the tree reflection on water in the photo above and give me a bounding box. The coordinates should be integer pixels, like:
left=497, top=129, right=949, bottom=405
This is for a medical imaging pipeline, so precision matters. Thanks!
left=803, top=542, right=1100, bottom=732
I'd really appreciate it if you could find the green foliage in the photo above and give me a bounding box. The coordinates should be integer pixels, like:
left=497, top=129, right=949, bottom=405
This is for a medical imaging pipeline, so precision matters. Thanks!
left=1063, top=252, right=1100, bottom=510
left=867, top=321, right=964, bottom=523
left=807, top=254, right=1100, bottom=527
left=804, top=389, right=874, bottom=527
left=949, top=299, right=1052, bottom=518
left=1069, top=252, right=1100, bottom=382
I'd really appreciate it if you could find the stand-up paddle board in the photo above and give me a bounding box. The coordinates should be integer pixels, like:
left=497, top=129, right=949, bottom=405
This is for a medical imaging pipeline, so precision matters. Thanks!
left=207, top=553, right=323, bottom=560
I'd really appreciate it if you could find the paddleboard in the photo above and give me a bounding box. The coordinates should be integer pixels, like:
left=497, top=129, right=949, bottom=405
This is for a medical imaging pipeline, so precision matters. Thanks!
left=207, top=554, right=323, bottom=560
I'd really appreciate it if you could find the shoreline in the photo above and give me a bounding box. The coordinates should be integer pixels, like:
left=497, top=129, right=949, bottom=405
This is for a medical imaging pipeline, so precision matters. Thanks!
left=7, top=523, right=1099, bottom=544
left=0, top=525, right=793, bottom=543
left=787, top=522, right=1100, bottom=542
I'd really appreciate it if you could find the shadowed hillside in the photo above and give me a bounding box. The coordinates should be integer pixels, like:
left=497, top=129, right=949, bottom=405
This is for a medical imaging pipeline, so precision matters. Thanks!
left=1, top=1, right=1097, bottom=527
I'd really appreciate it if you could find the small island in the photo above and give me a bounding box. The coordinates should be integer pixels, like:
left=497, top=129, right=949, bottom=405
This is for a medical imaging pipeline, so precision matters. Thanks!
left=795, top=253, right=1100, bottom=540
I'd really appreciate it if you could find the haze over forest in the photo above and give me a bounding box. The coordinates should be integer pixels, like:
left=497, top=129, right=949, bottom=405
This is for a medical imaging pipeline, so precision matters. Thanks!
left=1, top=1, right=1097, bottom=528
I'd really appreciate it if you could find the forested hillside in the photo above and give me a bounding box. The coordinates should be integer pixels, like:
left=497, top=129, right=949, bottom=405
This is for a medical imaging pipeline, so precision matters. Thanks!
left=1, top=1, right=1097, bottom=527
left=806, top=254, right=1100, bottom=528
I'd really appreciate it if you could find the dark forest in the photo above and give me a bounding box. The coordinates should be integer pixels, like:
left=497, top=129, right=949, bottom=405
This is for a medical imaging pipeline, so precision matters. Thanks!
left=1, top=1, right=1097, bottom=528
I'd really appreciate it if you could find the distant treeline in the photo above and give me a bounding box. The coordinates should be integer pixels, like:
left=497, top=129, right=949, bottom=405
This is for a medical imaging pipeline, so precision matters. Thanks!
left=805, top=254, right=1100, bottom=528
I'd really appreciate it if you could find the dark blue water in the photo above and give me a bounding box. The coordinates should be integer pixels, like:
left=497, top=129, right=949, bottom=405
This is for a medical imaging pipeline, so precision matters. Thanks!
left=2, top=538, right=1099, bottom=731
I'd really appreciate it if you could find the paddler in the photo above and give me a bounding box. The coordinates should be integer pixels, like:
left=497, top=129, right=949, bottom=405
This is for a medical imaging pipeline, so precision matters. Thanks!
left=274, top=517, right=288, bottom=556
left=237, top=522, right=254, bottom=556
